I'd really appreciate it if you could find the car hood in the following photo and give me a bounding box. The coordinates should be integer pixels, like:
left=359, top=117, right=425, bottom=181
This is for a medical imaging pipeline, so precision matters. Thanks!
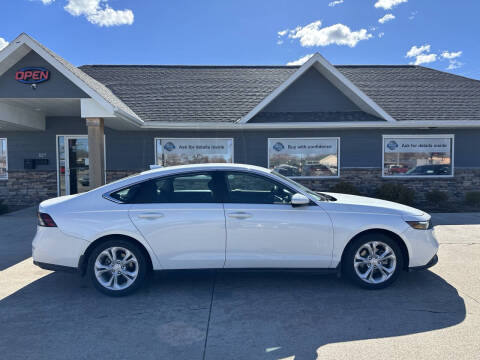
left=321, top=192, right=424, bottom=216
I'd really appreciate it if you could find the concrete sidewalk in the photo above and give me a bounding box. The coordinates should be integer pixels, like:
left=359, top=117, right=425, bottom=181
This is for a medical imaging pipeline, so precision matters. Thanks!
left=0, top=208, right=479, bottom=359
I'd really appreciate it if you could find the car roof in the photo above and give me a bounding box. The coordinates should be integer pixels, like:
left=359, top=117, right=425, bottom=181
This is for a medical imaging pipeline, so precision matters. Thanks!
left=140, top=163, right=271, bottom=176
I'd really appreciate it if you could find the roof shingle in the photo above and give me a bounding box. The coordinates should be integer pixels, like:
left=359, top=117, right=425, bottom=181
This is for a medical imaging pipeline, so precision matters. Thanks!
left=78, top=64, right=480, bottom=123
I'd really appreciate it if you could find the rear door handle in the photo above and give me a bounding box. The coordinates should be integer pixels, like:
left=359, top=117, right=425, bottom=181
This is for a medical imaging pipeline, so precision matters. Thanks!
left=227, top=212, right=252, bottom=219
left=137, top=212, right=164, bottom=220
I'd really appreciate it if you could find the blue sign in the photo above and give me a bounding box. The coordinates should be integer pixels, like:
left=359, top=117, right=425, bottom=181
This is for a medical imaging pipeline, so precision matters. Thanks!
left=387, top=140, right=399, bottom=151
left=273, top=142, right=284, bottom=152
left=163, top=142, right=176, bottom=152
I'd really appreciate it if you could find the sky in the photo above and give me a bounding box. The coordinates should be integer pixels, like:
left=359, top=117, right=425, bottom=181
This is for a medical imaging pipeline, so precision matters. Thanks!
left=0, top=0, right=479, bottom=79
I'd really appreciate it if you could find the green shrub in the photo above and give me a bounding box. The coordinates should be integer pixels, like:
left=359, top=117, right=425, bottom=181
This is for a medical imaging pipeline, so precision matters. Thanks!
left=376, top=183, right=415, bottom=206
left=0, top=199, right=8, bottom=215
left=425, top=190, right=448, bottom=207
left=465, top=191, right=480, bottom=207
left=330, top=182, right=360, bottom=195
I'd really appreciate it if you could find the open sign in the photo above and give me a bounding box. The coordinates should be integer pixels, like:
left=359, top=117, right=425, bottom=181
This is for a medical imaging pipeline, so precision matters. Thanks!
left=15, top=67, right=50, bottom=84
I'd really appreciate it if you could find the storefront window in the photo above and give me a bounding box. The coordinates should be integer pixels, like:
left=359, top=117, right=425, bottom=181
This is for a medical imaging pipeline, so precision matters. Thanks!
left=0, top=138, right=7, bottom=179
left=155, top=138, right=234, bottom=166
left=383, top=135, right=454, bottom=177
left=268, top=138, right=340, bottom=178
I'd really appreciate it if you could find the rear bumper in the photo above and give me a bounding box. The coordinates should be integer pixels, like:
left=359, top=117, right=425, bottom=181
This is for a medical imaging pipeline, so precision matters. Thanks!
left=409, top=254, right=438, bottom=272
left=32, top=226, right=89, bottom=269
left=33, top=260, right=78, bottom=273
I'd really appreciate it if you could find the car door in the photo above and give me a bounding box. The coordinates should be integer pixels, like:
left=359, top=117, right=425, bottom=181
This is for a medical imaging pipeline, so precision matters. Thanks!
left=222, top=171, right=334, bottom=268
left=127, top=171, right=226, bottom=269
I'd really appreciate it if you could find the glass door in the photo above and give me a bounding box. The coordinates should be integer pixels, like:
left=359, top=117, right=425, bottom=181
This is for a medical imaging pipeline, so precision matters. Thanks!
left=58, top=136, right=90, bottom=195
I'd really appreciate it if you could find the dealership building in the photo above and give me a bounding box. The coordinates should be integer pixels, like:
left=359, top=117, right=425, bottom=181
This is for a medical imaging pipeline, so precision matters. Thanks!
left=0, top=33, right=479, bottom=208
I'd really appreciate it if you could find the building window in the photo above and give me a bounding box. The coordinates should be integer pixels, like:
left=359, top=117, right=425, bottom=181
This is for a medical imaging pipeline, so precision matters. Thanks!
left=268, top=138, right=340, bottom=178
left=0, top=138, right=7, bottom=180
left=383, top=135, right=454, bottom=177
left=155, top=138, right=234, bottom=167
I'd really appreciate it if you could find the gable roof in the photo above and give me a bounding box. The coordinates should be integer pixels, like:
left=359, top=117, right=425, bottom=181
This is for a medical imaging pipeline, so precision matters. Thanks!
left=237, top=53, right=396, bottom=123
left=80, top=62, right=480, bottom=124
left=0, top=33, right=142, bottom=125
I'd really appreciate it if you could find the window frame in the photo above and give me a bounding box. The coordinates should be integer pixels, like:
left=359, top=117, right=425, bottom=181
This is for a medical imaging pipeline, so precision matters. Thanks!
left=267, top=137, right=341, bottom=179
left=223, top=170, right=300, bottom=205
left=154, top=138, right=235, bottom=167
left=381, top=134, right=455, bottom=179
left=104, top=171, right=223, bottom=204
left=0, top=138, right=7, bottom=180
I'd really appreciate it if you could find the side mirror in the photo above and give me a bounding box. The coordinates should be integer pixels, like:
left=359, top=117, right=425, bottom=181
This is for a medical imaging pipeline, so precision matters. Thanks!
left=291, top=193, right=310, bottom=207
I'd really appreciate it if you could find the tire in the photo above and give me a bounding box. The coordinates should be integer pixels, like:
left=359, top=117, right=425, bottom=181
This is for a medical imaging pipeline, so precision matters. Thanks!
left=343, top=233, right=404, bottom=290
left=87, top=239, right=148, bottom=296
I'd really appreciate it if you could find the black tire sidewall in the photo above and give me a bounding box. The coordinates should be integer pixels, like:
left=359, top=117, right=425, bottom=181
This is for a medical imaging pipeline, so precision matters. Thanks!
left=343, top=233, right=404, bottom=290
left=87, top=239, right=147, bottom=296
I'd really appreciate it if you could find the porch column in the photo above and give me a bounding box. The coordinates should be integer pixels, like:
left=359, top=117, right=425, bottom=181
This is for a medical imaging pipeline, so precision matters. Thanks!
left=86, top=117, right=105, bottom=189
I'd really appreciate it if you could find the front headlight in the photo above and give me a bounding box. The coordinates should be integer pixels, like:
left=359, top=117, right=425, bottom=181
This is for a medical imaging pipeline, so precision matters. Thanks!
left=406, top=220, right=431, bottom=230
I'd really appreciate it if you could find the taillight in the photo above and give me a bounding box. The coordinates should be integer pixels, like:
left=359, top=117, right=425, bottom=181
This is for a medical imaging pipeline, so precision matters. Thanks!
left=37, top=212, right=57, bottom=227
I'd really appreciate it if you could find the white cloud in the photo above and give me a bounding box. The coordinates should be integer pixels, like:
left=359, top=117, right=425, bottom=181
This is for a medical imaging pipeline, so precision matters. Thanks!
left=409, top=10, right=418, bottom=20
left=441, top=51, right=462, bottom=59
left=406, top=44, right=431, bottom=58
left=412, top=53, right=437, bottom=65
left=374, top=0, right=407, bottom=10
left=277, top=29, right=288, bottom=37
left=0, top=37, right=8, bottom=51
left=441, top=51, right=463, bottom=70
left=447, top=60, right=463, bottom=70
left=286, top=54, right=315, bottom=66
left=329, top=0, right=344, bottom=7
left=378, top=13, right=395, bottom=24
left=287, top=20, right=372, bottom=48
left=378, top=32, right=385, bottom=38
left=35, top=0, right=134, bottom=26
left=406, top=44, right=438, bottom=65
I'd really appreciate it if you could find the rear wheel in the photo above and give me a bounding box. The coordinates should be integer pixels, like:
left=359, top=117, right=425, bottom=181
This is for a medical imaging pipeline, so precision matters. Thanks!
left=87, top=239, right=147, bottom=296
left=343, top=233, right=403, bottom=289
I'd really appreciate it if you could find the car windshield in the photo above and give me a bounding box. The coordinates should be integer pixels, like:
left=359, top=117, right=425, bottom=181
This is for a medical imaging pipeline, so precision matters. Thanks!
left=271, top=170, right=329, bottom=201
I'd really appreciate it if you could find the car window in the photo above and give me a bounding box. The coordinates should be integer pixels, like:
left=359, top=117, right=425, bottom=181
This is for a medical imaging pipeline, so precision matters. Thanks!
left=109, top=172, right=221, bottom=204
left=224, top=172, right=294, bottom=205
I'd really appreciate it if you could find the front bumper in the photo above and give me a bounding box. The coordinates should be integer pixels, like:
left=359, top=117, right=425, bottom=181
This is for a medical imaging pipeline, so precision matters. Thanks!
left=408, top=254, right=438, bottom=271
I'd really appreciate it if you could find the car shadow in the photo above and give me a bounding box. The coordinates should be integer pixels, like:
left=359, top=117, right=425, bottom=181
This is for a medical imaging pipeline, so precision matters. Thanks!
left=0, top=269, right=466, bottom=360
left=206, top=269, right=467, bottom=359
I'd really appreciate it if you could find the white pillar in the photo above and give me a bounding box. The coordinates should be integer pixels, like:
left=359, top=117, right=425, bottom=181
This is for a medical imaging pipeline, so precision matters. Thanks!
left=86, top=117, right=105, bottom=189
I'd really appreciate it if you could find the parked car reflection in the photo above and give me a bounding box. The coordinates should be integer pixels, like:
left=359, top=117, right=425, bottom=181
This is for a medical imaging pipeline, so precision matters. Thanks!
left=406, top=164, right=451, bottom=176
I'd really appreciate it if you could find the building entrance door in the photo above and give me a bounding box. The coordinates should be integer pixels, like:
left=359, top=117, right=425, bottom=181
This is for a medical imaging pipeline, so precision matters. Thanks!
left=57, top=135, right=90, bottom=196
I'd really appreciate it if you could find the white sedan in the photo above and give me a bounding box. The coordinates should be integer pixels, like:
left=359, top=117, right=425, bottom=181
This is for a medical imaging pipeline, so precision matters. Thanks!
left=33, top=164, right=439, bottom=296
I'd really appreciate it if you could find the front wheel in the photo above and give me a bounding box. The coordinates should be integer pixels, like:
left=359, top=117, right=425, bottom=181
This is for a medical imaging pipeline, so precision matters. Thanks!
left=87, top=240, right=147, bottom=296
left=343, top=233, right=404, bottom=289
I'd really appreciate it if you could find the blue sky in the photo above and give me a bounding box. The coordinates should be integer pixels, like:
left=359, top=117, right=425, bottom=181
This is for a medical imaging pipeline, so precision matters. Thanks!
left=0, top=0, right=479, bottom=79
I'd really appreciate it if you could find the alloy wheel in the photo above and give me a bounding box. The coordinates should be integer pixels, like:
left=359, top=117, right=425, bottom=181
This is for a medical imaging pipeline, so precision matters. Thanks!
left=354, top=241, right=397, bottom=284
left=94, top=246, right=139, bottom=291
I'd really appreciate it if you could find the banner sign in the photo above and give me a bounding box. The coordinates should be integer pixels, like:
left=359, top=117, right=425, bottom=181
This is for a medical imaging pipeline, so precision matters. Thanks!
left=15, top=67, right=50, bottom=84
left=160, top=139, right=233, bottom=155
left=270, top=138, right=337, bottom=155
left=384, top=138, right=451, bottom=154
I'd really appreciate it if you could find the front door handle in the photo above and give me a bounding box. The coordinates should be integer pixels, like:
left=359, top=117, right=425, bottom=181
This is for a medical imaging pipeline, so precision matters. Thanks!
left=137, top=212, right=164, bottom=220
left=227, top=212, right=252, bottom=219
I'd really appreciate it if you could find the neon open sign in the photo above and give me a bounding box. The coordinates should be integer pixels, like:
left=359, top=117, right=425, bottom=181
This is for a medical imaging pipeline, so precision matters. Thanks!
left=15, top=67, right=50, bottom=84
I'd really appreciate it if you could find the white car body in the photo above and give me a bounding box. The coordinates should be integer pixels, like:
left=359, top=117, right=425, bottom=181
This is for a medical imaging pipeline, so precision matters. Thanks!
left=33, top=163, right=439, bottom=274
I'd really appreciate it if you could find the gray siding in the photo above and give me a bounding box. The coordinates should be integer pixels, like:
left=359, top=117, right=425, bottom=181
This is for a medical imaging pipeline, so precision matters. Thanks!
left=0, top=51, right=88, bottom=99
left=1, top=117, right=479, bottom=172
left=261, top=67, right=360, bottom=113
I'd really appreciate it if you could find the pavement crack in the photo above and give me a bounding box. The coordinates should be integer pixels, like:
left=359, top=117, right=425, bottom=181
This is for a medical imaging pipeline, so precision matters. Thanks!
left=202, top=270, right=217, bottom=360
left=405, top=308, right=459, bottom=315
